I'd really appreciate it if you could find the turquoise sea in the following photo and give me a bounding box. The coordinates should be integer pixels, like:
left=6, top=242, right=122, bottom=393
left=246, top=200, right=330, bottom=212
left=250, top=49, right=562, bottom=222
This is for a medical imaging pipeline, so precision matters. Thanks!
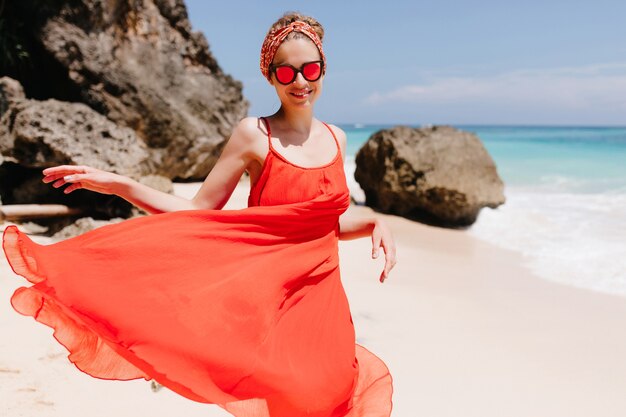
left=339, top=124, right=626, bottom=298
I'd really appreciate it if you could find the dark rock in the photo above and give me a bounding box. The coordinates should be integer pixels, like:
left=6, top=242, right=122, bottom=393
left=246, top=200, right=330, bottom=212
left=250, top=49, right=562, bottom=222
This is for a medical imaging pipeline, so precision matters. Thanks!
left=0, top=95, right=152, bottom=177
left=1, top=0, right=248, bottom=180
left=1, top=162, right=136, bottom=220
left=355, top=125, right=505, bottom=227
left=0, top=77, right=26, bottom=116
left=0, top=85, right=174, bottom=220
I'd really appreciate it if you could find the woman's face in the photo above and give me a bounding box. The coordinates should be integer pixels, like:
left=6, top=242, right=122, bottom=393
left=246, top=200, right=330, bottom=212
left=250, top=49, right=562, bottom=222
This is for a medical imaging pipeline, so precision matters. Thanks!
left=270, top=37, right=324, bottom=109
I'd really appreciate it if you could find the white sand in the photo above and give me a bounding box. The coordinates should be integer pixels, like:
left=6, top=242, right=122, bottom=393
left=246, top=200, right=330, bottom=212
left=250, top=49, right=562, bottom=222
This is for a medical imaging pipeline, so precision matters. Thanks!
left=2, top=181, right=626, bottom=416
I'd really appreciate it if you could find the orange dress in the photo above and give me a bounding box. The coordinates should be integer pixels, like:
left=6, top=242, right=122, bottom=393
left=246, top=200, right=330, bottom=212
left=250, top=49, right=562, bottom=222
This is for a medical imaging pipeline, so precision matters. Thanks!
left=2, top=118, right=393, bottom=417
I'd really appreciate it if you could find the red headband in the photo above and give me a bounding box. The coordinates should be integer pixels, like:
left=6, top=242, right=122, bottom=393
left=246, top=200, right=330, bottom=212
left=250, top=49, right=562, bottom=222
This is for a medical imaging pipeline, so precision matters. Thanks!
left=260, top=21, right=326, bottom=81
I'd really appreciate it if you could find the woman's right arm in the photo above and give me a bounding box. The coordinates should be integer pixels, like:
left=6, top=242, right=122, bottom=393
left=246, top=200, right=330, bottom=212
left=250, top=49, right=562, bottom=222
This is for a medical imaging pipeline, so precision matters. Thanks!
left=43, top=118, right=261, bottom=214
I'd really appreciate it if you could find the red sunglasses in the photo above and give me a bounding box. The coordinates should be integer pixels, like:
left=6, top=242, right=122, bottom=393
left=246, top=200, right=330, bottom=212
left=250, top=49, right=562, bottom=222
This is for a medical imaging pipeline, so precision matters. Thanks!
left=269, top=60, right=324, bottom=85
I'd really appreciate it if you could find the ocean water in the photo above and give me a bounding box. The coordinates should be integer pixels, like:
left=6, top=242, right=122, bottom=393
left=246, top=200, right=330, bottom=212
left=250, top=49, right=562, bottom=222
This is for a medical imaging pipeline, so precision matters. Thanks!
left=339, top=124, right=626, bottom=298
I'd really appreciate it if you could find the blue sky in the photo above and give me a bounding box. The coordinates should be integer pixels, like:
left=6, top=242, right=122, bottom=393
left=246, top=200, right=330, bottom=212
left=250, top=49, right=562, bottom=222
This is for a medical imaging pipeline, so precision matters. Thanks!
left=185, top=1, right=626, bottom=126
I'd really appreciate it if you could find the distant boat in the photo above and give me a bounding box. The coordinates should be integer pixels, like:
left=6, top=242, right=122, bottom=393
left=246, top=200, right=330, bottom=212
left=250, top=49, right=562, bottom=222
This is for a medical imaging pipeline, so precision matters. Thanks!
left=353, top=123, right=365, bottom=129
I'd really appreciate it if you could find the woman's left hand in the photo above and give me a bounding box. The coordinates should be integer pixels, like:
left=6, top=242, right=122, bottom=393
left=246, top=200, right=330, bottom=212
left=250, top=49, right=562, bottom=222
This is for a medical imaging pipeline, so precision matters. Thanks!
left=371, top=218, right=397, bottom=283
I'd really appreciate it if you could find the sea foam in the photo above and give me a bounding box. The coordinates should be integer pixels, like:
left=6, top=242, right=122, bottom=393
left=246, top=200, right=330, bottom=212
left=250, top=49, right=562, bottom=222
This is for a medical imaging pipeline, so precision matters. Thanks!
left=470, top=188, right=626, bottom=297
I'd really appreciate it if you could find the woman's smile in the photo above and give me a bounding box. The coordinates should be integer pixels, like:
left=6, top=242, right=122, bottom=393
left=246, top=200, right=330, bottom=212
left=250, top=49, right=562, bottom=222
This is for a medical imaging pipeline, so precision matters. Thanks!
left=290, top=89, right=313, bottom=99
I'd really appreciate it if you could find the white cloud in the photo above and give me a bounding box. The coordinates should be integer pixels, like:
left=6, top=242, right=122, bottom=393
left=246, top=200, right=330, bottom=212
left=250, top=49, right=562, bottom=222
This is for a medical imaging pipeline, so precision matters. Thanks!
left=364, top=62, right=626, bottom=113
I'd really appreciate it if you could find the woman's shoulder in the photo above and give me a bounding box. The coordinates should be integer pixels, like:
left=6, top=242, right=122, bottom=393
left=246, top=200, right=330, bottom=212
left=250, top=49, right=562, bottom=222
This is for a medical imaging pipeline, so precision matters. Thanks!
left=320, top=122, right=347, bottom=147
left=228, top=117, right=270, bottom=166
left=233, top=117, right=270, bottom=140
left=227, top=117, right=271, bottom=154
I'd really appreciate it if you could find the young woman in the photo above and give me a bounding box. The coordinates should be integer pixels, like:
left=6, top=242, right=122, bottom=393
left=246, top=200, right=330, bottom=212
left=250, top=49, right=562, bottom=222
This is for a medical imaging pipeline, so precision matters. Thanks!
left=3, top=12, right=396, bottom=417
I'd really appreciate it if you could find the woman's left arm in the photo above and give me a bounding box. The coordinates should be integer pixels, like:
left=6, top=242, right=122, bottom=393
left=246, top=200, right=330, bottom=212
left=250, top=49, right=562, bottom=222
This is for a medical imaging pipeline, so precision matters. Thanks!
left=338, top=215, right=397, bottom=283
left=327, top=123, right=397, bottom=282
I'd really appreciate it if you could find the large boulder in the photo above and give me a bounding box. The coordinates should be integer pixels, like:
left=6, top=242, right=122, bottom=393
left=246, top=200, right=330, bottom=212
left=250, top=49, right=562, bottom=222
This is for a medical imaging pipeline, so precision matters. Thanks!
left=0, top=78, right=171, bottom=219
left=1, top=0, right=248, bottom=180
left=0, top=94, right=153, bottom=177
left=355, top=125, right=505, bottom=227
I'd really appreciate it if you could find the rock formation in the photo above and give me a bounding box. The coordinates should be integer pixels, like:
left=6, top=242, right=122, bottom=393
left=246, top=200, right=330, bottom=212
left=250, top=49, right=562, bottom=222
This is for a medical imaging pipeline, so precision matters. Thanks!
left=0, top=80, right=152, bottom=178
left=355, top=125, right=505, bottom=227
left=0, top=77, right=24, bottom=116
left=0, top=76, right=172, bottom=220
left=0, top=0, right=248, bottom=180
left=0, top=0, right=248, bottom=229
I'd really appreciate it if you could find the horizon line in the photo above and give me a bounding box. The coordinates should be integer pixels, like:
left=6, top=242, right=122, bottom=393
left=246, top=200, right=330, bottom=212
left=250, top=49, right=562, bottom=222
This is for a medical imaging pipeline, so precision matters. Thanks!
left=332, top=122, right=626, bottom=129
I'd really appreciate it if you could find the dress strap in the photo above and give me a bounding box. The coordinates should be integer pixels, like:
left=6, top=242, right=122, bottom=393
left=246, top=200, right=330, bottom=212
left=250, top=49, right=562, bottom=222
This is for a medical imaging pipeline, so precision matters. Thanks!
left=260, top=116, right=272, bottom=142
left=260, top=117, right=279, bottom=154
left=321, top=122, right=341, bottom=156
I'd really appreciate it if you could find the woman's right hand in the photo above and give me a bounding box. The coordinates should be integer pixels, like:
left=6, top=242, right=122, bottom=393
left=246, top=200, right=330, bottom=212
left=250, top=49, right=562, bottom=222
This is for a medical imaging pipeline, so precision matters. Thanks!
left=42, top=165, right=125, bottom=196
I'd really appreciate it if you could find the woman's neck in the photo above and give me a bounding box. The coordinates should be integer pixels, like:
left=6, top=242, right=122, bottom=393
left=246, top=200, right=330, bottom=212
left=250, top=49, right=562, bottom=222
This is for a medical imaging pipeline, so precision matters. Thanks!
left=272, top=106, right=315, bottom=136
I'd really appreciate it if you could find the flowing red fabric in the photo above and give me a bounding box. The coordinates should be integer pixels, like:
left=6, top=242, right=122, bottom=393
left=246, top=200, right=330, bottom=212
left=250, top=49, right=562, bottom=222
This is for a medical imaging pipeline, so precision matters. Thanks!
left=2, top=119, right=393, bottom=416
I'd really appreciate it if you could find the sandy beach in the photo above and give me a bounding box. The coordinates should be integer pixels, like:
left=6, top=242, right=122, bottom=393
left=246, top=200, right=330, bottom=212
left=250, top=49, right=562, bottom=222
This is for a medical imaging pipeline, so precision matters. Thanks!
left=2, top=180, right=626, bottom=417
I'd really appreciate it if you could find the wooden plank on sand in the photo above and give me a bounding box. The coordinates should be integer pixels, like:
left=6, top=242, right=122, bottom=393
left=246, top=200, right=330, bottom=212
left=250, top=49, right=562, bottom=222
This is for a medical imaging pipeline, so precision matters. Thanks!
left=0, top=204, right=82, bottom=220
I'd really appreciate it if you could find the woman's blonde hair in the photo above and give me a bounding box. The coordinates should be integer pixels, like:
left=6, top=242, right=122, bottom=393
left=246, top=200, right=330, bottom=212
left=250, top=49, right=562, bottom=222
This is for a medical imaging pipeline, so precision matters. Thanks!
left=266, top=12, right=324, bottom=44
